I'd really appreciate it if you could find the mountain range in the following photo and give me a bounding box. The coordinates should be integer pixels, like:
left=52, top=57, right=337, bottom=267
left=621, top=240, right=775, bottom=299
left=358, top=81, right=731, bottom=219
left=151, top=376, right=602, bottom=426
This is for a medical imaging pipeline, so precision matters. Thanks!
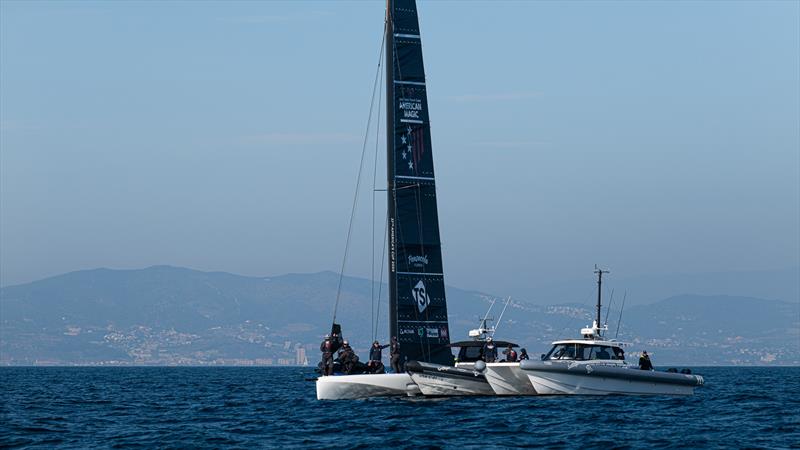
left=1, top=266, right=797, bottom=366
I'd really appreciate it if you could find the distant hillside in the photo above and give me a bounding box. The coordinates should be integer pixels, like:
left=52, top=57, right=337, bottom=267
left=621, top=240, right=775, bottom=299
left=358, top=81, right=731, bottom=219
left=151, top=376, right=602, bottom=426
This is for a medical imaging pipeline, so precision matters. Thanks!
left=521, top=267, right=799, bottom=306
left=1, top=266, right=797, bottom=366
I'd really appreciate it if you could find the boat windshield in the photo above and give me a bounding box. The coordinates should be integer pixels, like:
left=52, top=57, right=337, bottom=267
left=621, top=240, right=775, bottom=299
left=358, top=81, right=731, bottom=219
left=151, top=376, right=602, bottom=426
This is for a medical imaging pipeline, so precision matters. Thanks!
left=456, top=346, right=483, bottom=362
left=544, top=344, right=624, bottom=361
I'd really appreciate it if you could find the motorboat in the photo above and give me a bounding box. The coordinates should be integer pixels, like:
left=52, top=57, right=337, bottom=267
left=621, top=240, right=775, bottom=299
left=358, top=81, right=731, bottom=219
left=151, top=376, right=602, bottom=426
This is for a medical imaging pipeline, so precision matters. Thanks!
left=483, top=360, right=537, bottom=396
left=407, top=339, right=519, bottom=396
left=407, top=304, right=520, bottom=397
left=520, top=267, right=705, bottom=395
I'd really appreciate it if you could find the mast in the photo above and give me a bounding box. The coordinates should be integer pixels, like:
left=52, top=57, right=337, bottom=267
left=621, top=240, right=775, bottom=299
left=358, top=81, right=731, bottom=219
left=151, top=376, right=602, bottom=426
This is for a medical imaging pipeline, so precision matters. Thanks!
left=384, top=0, right=452, bottom=366
left=594, top=265, right=609, bottom=335
left=386, top=0, right=397, bottom=344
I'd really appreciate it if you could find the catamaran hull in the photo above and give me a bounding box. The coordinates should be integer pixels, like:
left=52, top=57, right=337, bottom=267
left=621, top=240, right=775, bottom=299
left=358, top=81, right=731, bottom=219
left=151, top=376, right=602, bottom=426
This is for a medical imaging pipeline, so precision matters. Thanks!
left=484, top=362, right=537, bottom=396
left=316, top=373, right=419, bottom=400
left=520, top=361, right=704, bottom=396
left=406, top=361, right=495, bottom=396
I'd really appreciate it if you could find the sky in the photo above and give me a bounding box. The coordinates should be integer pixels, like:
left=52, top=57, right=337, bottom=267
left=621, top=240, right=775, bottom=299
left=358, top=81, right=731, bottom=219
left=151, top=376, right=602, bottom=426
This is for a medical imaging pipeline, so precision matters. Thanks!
left=1, top=1, right=798, bottom=298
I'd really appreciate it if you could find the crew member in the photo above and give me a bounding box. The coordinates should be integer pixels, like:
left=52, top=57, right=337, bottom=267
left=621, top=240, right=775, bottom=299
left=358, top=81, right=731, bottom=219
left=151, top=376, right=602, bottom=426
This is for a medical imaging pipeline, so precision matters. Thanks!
left=338, top=340, right=358, bottom=374
left=389, top=336, right=402, bottom=373
left=320, top=334, right=334, bottom=376
left=518, top=348, right=530, bottom=360
left=502, top=345, right=517, bottom=362
left=368, top=340, right=389, bottom=373
left=330, top=332, right=343, bottom=354
left=483, top=337, right=497, bottom=363
left=639, top=350, right=654, bottom=370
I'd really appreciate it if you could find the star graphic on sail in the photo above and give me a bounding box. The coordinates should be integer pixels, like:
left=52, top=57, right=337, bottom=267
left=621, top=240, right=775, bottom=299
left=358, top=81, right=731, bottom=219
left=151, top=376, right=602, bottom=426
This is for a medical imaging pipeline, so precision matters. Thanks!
left=400, top=124, right=425, bottom=175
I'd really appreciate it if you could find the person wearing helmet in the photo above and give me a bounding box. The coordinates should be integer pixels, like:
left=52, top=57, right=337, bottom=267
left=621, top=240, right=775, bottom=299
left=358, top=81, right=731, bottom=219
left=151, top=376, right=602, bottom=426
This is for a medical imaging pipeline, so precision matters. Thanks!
left=319, top=334, right=334, bottom=376
left=518, top=348, right=530, bottom=360
left=483, top=337, right=497, bottom=363
left=338, top=340, right=357, bottom=374
left=368, top=340, right=390, bottom=373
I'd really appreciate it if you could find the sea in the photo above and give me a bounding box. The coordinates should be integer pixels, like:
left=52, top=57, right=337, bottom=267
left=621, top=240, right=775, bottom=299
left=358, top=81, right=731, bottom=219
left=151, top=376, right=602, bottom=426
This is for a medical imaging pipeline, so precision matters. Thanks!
left=1, top=366, right=798, bottom=449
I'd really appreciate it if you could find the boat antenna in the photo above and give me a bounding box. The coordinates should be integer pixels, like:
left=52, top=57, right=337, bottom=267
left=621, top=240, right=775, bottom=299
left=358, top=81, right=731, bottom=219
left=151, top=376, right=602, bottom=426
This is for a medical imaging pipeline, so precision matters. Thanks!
left=593, top=265, right=609, bottom=336
left=615, top=290, right=627, bottom=339
left=481, top=298, right=496, bottom=330
left=604, top=288, right=615, bottom=327
left=491, top=296, right=512, bottom=337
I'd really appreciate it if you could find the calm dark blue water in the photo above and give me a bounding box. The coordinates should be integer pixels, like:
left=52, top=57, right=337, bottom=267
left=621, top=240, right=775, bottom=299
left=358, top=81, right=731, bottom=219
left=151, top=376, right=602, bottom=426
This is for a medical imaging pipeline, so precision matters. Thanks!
left=1, top=367, right=798, bottom=449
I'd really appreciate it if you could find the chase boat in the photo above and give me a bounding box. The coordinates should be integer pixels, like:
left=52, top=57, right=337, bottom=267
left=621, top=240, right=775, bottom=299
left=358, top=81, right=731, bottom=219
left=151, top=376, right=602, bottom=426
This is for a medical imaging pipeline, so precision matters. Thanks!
left=519, top=267, right=705, bottom=396
left=407, top=339, right=519, bottom=396
left=407, top=311, right=519, bottom=397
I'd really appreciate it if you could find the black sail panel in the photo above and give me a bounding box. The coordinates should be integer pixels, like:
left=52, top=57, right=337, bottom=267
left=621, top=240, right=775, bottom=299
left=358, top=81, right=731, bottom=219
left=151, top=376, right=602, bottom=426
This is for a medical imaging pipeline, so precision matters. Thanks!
left=386, top=0, right=452, bottom=366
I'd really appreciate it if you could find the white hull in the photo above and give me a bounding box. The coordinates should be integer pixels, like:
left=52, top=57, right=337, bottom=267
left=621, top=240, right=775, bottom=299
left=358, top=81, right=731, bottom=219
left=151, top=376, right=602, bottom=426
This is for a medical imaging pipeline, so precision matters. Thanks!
left=525, top=370, right=696, bottom=396
left=484, top=362, right=537, bottom=395
left=316, top=373, right=419, bottom=400
left=409, top=372, right=495, bottom=396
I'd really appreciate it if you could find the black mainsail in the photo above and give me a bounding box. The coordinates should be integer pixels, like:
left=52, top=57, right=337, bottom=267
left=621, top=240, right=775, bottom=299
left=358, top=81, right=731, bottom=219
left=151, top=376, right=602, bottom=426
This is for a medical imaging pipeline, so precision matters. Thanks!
left=386, top=0, right=452, bottom=366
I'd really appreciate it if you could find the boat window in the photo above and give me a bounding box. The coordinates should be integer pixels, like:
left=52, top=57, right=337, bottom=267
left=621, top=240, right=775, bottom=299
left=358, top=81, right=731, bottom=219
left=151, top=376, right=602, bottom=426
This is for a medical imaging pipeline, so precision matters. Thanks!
left=457, top=346, right=483, bottom=362
left=574, top=344, right=591, bottom=360
left=546, top=344, right=578, bottom=360
left=587, top=346, right=612, bottom=360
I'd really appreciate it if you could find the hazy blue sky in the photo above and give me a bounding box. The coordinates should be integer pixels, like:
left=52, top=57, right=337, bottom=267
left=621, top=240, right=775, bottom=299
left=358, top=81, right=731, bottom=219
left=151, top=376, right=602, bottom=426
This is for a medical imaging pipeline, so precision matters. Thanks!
left=1, top=1, right=798, bottom=297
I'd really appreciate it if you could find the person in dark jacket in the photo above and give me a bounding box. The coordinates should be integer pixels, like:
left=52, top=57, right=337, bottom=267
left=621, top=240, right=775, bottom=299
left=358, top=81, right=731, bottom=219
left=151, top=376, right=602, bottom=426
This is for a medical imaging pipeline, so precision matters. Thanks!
left=389, top=336, right=402, bottom=373
left=320, top=334, right=334, bottom=376
left=518, top=348, right=530, bottom=360
left=338, top=341, right=358, bottom=374
left=639, top=351, right=654, bottom=370
left=483, top=337, right=497, bottom=363
left=330, top=332, right=343, bottom=354
left=502, top=345, right=517, bottom=362
left=368, top=340, right=389, bottom=373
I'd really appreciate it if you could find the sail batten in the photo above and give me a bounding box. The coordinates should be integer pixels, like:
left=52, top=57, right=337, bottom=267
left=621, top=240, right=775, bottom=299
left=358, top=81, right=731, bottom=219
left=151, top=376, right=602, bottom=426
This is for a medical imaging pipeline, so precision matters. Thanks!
left=386, top=0, right=452, bottom=366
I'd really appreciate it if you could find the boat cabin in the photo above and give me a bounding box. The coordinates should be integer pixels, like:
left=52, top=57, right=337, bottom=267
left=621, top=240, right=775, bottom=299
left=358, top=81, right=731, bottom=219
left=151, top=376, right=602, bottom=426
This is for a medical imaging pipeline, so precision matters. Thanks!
left=450, top=340, right=518, bottom=363
left=542, top=340, right=625, bottom=362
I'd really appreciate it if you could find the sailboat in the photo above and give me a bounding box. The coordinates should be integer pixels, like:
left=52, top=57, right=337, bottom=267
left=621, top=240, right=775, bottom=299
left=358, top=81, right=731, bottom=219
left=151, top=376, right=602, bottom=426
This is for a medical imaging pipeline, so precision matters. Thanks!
left=316, top=0, right=453, bottom=400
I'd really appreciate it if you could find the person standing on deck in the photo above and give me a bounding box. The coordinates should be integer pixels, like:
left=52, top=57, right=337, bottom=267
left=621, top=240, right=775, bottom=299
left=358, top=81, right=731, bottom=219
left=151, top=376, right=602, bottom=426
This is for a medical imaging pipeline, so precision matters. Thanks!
left=502, top=345, right=517, bottom=362
left=320, top=334, right=334, bottom=376
left=639, top=351, right=654, bottom=370
left=368, top=340, right=389, bottom=373
left=483, top=337, right=497, bottom=363
left=389, top=336, right=402, bottom=373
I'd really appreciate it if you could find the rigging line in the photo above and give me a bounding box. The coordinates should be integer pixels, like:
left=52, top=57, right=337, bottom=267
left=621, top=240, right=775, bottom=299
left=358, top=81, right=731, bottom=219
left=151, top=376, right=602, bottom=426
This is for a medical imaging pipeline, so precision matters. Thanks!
left=604, top=288, right=615, bottom=326
left=615, top=290, right=628, bottom=339
left=331, top=23, right=387, bottom=326
left=491, top=297, right=512, bottom=337
left=371, top=39, right=385, bottom=340
left=374, top=213, right=389, bottom=341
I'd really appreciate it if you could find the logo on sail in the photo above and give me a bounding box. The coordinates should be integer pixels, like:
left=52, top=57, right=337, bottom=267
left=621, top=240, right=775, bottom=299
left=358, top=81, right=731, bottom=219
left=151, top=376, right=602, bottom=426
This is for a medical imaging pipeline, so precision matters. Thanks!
left=408, top=255, right=428, bottom=268
left=412, top=280, right=429, bottom=313
left=400, top=125, right=425, bottom=174
left=398, top=97, right=422, bottom=120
